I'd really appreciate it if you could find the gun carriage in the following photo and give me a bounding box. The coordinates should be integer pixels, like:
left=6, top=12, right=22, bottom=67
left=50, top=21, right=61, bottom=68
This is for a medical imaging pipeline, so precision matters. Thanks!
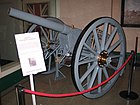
left=9, top=8, right=126, bottom=98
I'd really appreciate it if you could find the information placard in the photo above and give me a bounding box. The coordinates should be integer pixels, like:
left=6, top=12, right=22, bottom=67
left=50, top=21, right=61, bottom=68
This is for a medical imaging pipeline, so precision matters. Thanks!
left=15, top=32, right=46, bottom=76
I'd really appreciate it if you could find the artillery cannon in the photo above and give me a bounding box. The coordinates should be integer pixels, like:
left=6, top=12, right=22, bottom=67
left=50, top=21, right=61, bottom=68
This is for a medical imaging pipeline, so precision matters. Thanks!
left=9, top=8, right=126, bottom=98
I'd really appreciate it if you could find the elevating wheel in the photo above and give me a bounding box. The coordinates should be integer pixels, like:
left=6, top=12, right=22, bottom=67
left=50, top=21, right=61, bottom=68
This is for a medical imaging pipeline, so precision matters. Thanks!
left=71, top=17, right=126, bottom=98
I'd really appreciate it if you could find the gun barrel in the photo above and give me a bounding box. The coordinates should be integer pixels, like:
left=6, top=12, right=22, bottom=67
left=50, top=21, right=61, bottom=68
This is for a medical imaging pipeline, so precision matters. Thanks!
left=8, top=8, right=71, bottom=34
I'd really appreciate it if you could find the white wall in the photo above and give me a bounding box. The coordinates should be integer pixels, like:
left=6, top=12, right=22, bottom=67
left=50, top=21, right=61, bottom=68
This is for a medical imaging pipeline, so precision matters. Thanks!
left=59, top=0, right=112, bottom=29
left=58, top=0, right=140, bottom=52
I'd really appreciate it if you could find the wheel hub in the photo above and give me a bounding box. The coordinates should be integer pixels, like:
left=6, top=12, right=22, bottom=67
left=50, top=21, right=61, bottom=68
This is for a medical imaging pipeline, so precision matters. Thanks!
left=98, top=50, right=108, bottom=67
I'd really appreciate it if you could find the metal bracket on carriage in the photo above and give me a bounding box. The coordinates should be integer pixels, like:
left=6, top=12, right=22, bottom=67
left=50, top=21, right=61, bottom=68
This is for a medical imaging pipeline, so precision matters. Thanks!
left=54, top=56, right=66, bottom=80
left=54, top=53, right=72, bottom=80
left=55, top=53, right=72, bottom=67
left=41, top=54, right=66, bottom=80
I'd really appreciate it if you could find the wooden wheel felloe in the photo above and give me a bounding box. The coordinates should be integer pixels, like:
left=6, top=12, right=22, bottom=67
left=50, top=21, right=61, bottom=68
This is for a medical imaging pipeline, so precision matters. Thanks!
left=71, top=17, right=126, bottom=98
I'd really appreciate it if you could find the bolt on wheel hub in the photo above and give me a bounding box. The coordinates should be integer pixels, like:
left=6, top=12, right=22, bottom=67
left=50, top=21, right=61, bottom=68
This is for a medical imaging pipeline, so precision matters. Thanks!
left=98, top=50, right=108, bottom=67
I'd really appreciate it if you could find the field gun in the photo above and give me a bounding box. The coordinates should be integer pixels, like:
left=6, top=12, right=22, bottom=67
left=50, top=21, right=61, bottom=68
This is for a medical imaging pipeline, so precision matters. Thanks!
left=9, top=8, right=126, bottom=98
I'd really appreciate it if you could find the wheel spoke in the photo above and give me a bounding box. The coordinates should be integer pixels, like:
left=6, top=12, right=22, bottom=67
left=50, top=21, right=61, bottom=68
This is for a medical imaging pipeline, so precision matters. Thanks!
left=81, top=48, right=93, bottom=56
left=80, top=48, right=94, bottom=57
left=49, top=30, right=58, bottom=42
left=103, top=67, right=109, bottom=79
left=101, top=23, right=108, bottom=50
left=107, top=39, right=121, bottom=53
left=79, top=58, right=97, bottom=65
left=108, top=63, right=117, bottom=70
left=54, top=32, right=59, bottom=41
left=105, top=27, right=117, bottom=50
left=110, top=54, right=122, bottom=59
left=84, top=43, right=97, bottom=55
left=49, top=30, right=53, bottom=40
left=80, top=63, right=97, bottom=83
left=41, top=40, right=47, bottom=45
left=80, top=54, right=91, bottom=61
left=40, top=26, right=50, bottom=43
left=86, top=63, right=92, bottom=85
left=28, top=24, right=37, bottom=32
left=98, top=68, right=102, bottom=93
left=93, top=29, right=101, bottom=52
left=87, top=66, right=99, bottom=88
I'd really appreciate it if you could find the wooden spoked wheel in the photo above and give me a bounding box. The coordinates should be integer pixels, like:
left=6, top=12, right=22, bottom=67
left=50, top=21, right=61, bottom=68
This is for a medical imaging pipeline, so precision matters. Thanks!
left=27, top=17, right=64, bottom=74
left=71, top=17, right=126, bottom=98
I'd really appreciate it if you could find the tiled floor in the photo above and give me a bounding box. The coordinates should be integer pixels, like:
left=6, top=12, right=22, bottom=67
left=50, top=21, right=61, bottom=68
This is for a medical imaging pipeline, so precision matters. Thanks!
left=1, top=64, right=140, bottom=105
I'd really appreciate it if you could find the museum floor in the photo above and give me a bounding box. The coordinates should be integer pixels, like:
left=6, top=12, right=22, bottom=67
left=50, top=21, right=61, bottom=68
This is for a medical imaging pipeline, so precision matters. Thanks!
left=1, top=64, right=140, bottom=105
